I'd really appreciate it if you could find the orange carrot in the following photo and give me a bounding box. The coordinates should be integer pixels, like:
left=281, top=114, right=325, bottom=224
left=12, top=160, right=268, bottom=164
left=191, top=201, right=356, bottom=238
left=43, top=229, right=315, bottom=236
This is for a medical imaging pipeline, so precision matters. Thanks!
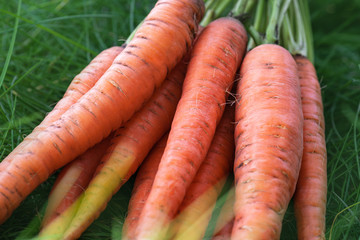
left=37, top=47, right=123, bottom=127
left=40, top=134, right=113, bottom=229
left=134, top=17, right=247, bottom=240
left=293, top=55, right=327, bottom=240
left=0, top=0, right=204, bottom=224
left=0, top=46, right=123, bottom=172
left=122, top=133, right=168, bottom=240
left=61, top=54, right=189, bottom=240
left=232, top=44, right=303, bottom=239
left=171, top=104, right=235, bottom=240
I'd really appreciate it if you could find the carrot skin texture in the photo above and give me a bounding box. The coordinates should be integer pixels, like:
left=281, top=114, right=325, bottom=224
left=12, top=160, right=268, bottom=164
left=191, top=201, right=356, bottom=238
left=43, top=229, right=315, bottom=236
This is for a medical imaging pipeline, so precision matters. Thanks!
left=0, top=0, right=204, bottom=224
left=62, top=56, right=188, bottom=240
left=134, top=17, right=247, bottom=240
left=122, top=134, right=168, bottom=240
left=293, top=55, right=327, bottom=240
left=40, top=134, right=112, bottom=228
left=171, top=104, right=235, bottom=240
left=0, top=46, right=123, bottom=172
left=232, top=44, right=303, bottom=239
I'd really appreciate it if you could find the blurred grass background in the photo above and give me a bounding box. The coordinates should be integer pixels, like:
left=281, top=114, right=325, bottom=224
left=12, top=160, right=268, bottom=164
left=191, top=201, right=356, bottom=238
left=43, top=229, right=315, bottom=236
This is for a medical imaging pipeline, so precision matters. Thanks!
left=0, top=0, right=360, bottom=239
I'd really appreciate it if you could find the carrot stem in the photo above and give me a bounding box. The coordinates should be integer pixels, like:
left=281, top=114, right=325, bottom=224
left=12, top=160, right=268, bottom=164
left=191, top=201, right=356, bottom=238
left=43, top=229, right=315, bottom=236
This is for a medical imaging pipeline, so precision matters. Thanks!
left=214, top=0, right=235, bottom=18
left=281, top=13, right=298, bottom=55
left=246, top=0, right=266, bottom=49
left=231, top=0, right=247, bottom=16
left=231, top=0, right=257, bottom=16
left=293, top=0, right=306, bottom=55
left=265, top=0, right=281, bottom=44
left=298, top=0, right=314, bottom=62
left=253, top=0, right=267, bottom=33
left=200, top=9, right=215, bottom=27
left=278, top=0, right=292, bottom=33
left=200, top=0, right=234, bottom=26
left=280, top=0, right=314, bottom=61
left=247, top=25, right=263, bottom=47
left=204, top=0, right=216, bottom=8
left=246, top=0, right=291, bottom=49
left=200, top=0, right=217, bottom=26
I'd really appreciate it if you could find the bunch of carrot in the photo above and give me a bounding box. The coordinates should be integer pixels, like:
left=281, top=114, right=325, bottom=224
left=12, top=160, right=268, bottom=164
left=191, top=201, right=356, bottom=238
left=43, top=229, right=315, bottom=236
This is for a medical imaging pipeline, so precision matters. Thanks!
left=0, top=0, right=327, bottom=239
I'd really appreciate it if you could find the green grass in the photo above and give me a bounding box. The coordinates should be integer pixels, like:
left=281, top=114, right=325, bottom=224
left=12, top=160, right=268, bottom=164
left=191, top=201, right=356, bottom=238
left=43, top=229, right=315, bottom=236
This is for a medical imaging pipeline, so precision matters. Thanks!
left=1, top=0, right=360, bottom=239
left=309, top=1, right=360, bottom=239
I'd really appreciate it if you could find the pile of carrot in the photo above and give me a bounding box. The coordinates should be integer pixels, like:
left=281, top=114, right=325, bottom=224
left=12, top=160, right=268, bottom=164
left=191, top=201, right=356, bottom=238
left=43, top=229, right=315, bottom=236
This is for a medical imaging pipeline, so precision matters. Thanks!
left=0, top=0, right=327, bottom=239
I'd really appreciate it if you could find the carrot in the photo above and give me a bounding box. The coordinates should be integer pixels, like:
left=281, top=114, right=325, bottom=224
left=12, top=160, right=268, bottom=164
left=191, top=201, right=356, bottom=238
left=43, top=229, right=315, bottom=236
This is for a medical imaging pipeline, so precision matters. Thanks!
left=35, top=47, right=123, bottom=127
left=134, top=17, right=247, bottom=240
left=122, top=133, right=168, bottom=240
left=293, top=55, right=327, bottom=240
left=0, top=46, right=123, bottom=172
left=0, top=0, right=204, bottom=224
left=61, top=54, right=189, bottom=240
left=36, top=135, right=113, bottom=239
left=40, top=134, right=113, bottom=229
left=170, top=103, right=235, bottom=240
left=232, top=44, right=303, bottom=239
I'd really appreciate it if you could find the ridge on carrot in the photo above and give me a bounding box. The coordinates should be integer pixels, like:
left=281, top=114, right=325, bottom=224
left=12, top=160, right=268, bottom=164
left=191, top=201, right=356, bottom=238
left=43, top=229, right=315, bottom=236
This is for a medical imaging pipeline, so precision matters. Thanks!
left=0, top=0, right=205, bottom=224
left=232, top=43, right=303, bottom=239
left=61, top=53, right=189, bottom=240
left=134, top=17, right=247, bottom=240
